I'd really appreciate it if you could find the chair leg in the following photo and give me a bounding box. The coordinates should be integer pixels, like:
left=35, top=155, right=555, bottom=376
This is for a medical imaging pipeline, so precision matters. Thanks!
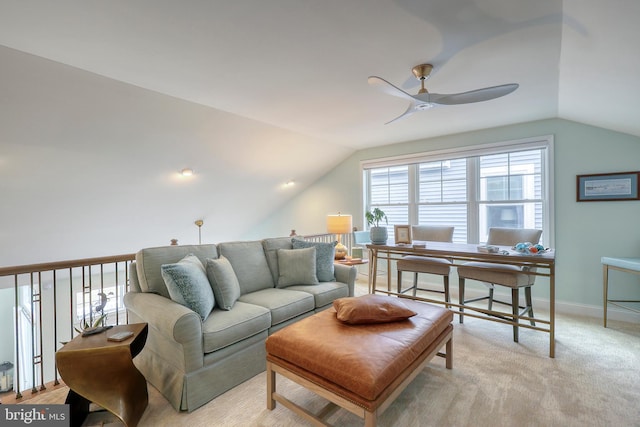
left=458, top=277, right=465, bottom=324
left=525, top=287, right=535, bottom=326
left=488, top=288, right=494, bottom=311
left=512, top=288, right=519, bottom=342
left=412, top=273, right=419, bottom=296
left=443, top=275, right=450, bottom=308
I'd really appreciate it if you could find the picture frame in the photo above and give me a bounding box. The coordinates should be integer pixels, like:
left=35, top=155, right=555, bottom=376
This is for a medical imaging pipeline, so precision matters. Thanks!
left=394, top=225, right=412, bottom=244
left=577, top=171, right=640, bottom=202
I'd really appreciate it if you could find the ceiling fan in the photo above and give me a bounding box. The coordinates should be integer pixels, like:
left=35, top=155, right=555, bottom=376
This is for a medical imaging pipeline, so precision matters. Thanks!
left=368, top=64, right=519, bottom=124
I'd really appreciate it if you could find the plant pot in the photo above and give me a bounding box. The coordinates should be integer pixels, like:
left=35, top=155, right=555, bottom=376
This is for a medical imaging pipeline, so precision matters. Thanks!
left=369, top=226, right=388, bottom=245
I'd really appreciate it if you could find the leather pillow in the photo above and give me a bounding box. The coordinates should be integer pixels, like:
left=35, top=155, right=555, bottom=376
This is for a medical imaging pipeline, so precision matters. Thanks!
left=333, top=295, right=417, bottom=324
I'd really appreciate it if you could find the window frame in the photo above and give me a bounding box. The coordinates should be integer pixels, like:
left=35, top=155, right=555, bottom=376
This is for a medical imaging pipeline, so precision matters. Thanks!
left=361, top=135, right=554, bottom=246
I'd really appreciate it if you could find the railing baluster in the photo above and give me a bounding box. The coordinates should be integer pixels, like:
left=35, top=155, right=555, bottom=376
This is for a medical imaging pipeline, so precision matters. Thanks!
left=68, top=267, right=73, bottom=342
left=37, top=272, right=45, bottom=391
left=13, top=275, right=22, bottom=399
left=0, top=253, right=135, bottom=401
left=53, top=270, right=59, bottom=386
left=30, top=272, right=37, bottom=394
left=115, top=262, right=122, bottom=325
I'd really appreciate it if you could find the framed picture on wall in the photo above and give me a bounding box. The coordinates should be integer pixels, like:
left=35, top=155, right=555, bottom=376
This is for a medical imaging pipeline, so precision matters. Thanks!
left=394, top=225, right=412, bottom=244
left=577, top=171, right=640, bottom=202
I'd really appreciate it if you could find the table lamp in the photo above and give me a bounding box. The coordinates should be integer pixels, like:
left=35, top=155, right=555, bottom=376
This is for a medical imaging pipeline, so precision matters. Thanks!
left=327, top=213, right=352, bottom=260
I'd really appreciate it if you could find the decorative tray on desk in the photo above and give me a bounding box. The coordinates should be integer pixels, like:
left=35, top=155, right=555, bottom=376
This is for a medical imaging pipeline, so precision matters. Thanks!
left=513, top=242, right=548, bottom=255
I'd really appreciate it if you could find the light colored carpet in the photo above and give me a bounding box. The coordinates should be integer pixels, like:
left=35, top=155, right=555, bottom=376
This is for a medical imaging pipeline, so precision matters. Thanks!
left=22, top=309, right=640, bottom=427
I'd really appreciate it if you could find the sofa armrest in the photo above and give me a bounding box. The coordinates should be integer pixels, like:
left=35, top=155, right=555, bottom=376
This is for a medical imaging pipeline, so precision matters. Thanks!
left=124, top=291, right=204, bottom=371
left=334, top=264, right=357, bottom=296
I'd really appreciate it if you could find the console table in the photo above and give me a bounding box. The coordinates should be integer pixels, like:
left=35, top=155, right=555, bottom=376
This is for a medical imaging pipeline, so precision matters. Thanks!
left=56, top=323, right=148, bottom=427
left=367, top=241, right=556, bottom=357
left=601, top=257, right=640, bottom=327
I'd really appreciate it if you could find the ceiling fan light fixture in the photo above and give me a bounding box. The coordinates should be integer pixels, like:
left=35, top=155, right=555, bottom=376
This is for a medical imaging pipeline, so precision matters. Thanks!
left=416, top=103, right=434, bottom=110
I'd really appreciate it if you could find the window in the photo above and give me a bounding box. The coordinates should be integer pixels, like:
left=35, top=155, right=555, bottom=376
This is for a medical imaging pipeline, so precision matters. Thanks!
left=367, top=166, right=409, bottom=241
left=362, top=136, right=553, bottom=245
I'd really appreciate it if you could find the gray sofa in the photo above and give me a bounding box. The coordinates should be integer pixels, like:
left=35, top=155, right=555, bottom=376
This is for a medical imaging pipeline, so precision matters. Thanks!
left=124, top=236, right=356, bottom=412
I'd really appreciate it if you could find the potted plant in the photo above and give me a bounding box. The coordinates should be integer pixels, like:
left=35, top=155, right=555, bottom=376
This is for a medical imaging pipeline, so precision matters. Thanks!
left=365, top=208, right=388, bottom=244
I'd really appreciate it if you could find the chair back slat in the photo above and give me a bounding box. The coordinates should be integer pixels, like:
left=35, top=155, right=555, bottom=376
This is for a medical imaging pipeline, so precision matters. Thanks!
left=411, top=226, right=454, bottom=243
left=487, top=228, right=542, bottom=246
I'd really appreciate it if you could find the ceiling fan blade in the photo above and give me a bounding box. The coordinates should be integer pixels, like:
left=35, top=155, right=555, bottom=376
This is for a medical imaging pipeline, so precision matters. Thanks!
left=368, top=76, right=416, bottom=102
left=385, top=104, right=417, bottom=125
left=433, top=83, right=519, bottom=105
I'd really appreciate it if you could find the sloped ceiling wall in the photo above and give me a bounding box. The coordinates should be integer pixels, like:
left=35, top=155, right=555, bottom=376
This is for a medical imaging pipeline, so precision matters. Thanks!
left=0, top=46, right=351, bottom=265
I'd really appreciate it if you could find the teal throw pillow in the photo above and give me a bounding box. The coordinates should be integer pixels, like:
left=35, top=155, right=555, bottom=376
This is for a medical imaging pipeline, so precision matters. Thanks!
left=277, top=247, right=319, bottom=287
left=206, top=256, right=241, bottom=310
left=161, top=254, right=215, bottom=320
left=292, top=238, right=336, bottom=282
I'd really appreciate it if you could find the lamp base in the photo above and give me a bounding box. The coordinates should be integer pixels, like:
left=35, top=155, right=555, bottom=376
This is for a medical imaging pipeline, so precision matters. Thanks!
left=334, top=242, right=348, bottom=260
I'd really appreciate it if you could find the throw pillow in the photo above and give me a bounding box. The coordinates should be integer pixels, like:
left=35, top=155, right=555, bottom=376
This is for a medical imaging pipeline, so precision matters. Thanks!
left=292, top=238, right=336, bottom=282
left=277, top=247, right=319, bottom=287
left=206, top=256, right=241, bottom=310
left=333, top=295, right=417, bottom=325
left=161, top=254, right=215, bottom=320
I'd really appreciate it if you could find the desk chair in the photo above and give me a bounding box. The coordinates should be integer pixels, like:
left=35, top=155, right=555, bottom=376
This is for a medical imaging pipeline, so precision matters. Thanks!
left=457, top=227, right=543, bottom=342
left=352, top=231, right=371, bottom=259
left=396, top=226, right=454, bottom=306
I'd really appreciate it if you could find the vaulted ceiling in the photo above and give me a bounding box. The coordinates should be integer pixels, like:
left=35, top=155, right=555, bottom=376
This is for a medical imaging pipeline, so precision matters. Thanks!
left=1, top=0, right=639, bottom=150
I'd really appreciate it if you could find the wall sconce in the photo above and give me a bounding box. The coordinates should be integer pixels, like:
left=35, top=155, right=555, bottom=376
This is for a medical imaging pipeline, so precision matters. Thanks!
left=195, top=219, right=203, bottom=244
left=181, top=168, right=194, bottom=177
left=326, top=213, right=352, bottom=260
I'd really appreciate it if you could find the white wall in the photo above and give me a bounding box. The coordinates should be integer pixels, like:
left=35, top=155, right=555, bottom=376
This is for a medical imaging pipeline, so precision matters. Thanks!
left=0, top=45, right=352, bottom=267
left=249, top=118, right=640, bottom=309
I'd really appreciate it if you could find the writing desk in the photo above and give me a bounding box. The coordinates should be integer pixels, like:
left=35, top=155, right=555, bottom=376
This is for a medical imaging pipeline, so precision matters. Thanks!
left=367, top=241, right=556, bottom=357
left=601, top=257, right=640, bottom=327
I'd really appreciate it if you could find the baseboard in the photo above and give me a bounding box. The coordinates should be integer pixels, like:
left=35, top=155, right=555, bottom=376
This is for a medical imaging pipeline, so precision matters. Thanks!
left=393, top=278, right=640, bottom=324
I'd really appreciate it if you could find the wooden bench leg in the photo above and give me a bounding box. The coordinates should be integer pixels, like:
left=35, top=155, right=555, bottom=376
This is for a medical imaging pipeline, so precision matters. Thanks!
left=364, top=409, right=377, bottom=427
left=446, top=337, right=453, bottom=369
left=266, top=361, right=276, bottom=410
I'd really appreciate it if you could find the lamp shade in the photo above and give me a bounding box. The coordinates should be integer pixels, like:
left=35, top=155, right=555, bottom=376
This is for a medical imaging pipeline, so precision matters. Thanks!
left=326, top=214, right=352, bottom=234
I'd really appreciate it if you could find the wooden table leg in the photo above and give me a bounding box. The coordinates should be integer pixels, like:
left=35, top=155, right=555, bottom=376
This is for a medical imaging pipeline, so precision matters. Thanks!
left=603, top=264, right=609, bottom=327
left=266, top=361, right=276, bottom=410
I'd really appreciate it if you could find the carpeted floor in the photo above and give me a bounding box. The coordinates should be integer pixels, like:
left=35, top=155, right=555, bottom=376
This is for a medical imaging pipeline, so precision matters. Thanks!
left=22, top=307, right=640, bottom=427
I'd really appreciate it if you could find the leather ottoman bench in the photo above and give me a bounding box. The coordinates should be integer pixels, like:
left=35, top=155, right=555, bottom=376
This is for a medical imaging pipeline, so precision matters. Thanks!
left=265, top=296, right=453, bottom=426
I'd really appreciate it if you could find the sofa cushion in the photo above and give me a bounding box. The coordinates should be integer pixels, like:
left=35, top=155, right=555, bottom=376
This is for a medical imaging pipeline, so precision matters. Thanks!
left=292, top=238, right=336, bottom=282
left=283, top=282, right=350, bottom=309
left=135, top=244, right=218, bottom=298
left=238, top=288, right=315, bottom=326
left=161, top=254, right=215, bottom=320
left=218, top=241, right=274, bottom=294
left=262, top=237, right=293, bottom=285
left=202, top=301, right=271, bottom=353
left=276, top=247, right=319, bottom=288
left=206, top=256, right=241, bottom=310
